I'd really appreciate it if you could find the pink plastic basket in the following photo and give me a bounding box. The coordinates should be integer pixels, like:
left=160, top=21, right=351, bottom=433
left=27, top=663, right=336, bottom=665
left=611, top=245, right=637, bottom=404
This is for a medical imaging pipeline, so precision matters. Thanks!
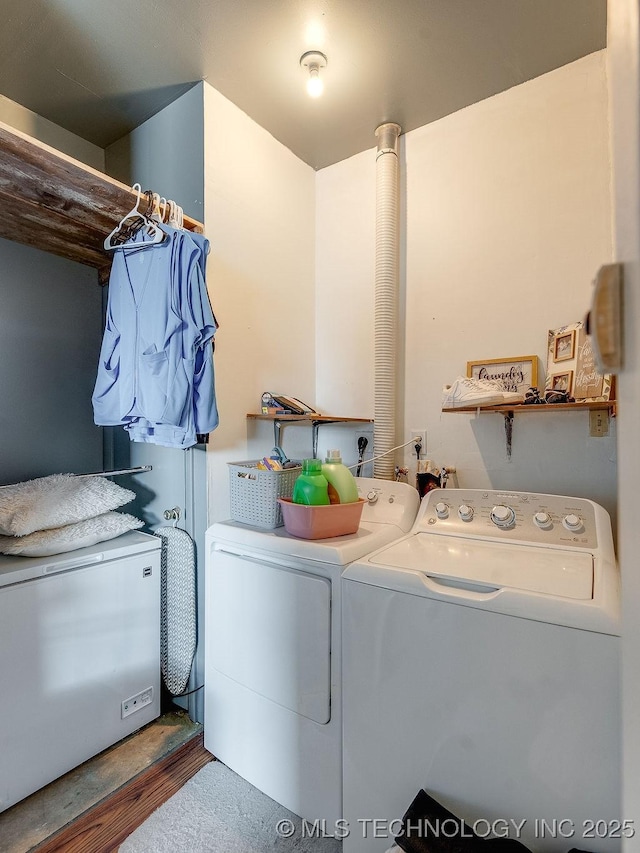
left=277, top=498, right=365, bottom=540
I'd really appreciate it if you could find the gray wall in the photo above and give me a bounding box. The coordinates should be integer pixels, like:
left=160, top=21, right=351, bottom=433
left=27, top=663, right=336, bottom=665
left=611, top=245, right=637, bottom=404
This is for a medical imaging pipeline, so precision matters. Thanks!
left=0, top=93, right=105, bottom=171
left=106, top=82, right=204, bottom=221
left=0, top=237, right=104, bottom=484
left=105, top=83, right=207, bottom=722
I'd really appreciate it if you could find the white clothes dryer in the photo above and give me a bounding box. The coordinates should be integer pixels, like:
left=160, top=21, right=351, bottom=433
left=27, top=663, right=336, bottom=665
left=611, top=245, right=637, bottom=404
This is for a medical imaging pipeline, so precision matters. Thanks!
left=342, top=488, right=621, bottom=853
left=204, top=477, right=419, bottom=826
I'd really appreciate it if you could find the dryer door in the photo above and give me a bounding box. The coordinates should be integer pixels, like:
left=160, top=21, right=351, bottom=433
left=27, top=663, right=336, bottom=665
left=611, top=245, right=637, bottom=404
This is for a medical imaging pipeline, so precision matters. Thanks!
left=208, top=550, right=331, bottom=724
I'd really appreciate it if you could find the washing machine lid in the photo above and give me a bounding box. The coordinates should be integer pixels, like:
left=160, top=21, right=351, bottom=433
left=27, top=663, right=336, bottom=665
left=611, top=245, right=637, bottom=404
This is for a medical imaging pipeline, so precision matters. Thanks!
left=209, top=519, right=408, bottom=567
left=368, top=533, right=594, bottom=600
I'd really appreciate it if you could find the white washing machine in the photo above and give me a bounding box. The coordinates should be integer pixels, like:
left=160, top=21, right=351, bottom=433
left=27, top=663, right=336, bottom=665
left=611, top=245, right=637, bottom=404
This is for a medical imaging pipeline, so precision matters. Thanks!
left=204, top=477, right=419, bottom=825
left=342, top=488, right=621, bottom=853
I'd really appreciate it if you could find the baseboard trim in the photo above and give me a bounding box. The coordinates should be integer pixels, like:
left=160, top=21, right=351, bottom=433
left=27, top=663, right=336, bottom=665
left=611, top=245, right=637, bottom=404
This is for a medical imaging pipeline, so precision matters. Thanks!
left=33, top=732, right=213, bottom=853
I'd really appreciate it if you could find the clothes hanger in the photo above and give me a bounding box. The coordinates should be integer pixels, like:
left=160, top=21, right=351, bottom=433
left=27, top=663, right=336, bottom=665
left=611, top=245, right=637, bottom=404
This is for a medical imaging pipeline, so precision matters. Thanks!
left=168, top=199, right=181, bottom=229
left=149, top=192, right=163, bottom=223
left=104, top=183, right=145, bottom=250
left=104, top=184, right=166, bottom=250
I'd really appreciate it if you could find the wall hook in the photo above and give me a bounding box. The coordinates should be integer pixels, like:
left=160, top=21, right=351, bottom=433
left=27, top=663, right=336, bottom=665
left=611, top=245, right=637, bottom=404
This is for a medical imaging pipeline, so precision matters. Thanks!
left=163, top=506, right=181, bottom=527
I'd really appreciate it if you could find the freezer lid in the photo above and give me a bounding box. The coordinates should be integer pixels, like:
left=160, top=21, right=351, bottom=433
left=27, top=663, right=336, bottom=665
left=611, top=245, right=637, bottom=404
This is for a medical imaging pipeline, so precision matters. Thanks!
left=367, top=533, right=594, bottom=600
left=0, top=531, right=160, bottom=587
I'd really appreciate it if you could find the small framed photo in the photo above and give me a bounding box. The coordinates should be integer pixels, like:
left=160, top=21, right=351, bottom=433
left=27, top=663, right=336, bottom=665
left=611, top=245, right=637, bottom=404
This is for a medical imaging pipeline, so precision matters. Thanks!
left=550, top=371, right=573, bottom=393
left=553, top=330, right=575, bottom=363
left=546, top=321, right=614, bottom=401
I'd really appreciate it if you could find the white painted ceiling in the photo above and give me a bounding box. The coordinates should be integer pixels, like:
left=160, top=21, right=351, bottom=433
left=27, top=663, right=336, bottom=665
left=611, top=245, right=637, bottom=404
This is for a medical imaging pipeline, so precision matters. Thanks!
left=1, top=0, right=606, bottom=169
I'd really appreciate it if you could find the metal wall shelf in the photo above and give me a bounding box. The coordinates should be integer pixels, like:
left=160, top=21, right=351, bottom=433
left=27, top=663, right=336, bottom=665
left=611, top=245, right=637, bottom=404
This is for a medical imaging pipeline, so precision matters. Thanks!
left=246, top=414, right=373, bottom=457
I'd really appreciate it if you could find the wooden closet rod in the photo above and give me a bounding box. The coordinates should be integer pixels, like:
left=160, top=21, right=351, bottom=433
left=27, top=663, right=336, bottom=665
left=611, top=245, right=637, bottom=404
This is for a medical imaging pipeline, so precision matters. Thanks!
left=0, top=119, right=204, bottom=282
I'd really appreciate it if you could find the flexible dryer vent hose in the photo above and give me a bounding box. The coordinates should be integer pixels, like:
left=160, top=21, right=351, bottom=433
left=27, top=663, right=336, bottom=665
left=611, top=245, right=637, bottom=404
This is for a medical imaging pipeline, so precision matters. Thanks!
left=374, top=122, right=401, bottom=479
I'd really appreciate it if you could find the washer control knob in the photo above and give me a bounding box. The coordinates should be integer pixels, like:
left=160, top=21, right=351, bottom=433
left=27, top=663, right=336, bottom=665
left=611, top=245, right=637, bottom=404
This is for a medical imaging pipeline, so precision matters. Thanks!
left=533, top=511, right=552, bottom=530
left=563, top=513, right=583, bottom=532
left=435, top=502, right=449, bottom=519
left=491, top=505, right=515, bottom=528
left=366, top=490, right=379, bottom=504
left=458, top=504, right=474, bottom=522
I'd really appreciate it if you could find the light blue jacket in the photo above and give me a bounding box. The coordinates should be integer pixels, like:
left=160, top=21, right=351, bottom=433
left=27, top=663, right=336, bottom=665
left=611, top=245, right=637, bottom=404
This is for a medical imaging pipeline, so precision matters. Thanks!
left=92, top=226, right=219, bottom=448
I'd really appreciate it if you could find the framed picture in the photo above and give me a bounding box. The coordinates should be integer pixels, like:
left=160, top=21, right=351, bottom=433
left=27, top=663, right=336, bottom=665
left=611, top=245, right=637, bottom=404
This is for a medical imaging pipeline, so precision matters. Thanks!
left=546, top=322, right=614, bottom=401
left=467, top=355, right=538, bottom=397
left=549, top=371, right=573, bottom=393
left=553, top=329, right=576, bottom=362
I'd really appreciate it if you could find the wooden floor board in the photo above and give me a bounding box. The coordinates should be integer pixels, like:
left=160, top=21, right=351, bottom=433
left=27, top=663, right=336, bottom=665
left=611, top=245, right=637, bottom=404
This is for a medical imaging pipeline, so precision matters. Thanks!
left=32, top=733, right=212, bottom=853
left=0, top=712, right=210, bottom=853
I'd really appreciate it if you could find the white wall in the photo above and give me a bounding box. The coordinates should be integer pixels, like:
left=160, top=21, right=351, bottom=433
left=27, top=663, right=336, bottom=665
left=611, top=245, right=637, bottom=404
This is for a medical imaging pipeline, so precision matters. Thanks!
left=203, top=84, right=316, bottom=522
left=606, top=0, right=640, bottom=841
left=316, top=150, right=377, bottom=419
left=316, top=51, right=616, bottom=520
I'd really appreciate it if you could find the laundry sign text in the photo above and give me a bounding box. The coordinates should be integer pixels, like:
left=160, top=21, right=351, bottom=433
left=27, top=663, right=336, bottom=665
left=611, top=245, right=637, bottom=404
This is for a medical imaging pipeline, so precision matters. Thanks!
left=467, top=355, right=538, bottom=396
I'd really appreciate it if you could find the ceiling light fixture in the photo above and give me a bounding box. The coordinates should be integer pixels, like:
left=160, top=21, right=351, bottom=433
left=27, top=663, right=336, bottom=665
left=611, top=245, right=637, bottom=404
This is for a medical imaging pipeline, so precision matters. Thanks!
left=300, top=51, right=327, bottom=98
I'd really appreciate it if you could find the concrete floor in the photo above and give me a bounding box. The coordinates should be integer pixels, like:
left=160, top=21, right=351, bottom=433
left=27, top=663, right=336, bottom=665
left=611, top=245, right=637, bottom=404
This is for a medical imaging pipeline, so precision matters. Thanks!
left=0, top=710, right=201, bottom=853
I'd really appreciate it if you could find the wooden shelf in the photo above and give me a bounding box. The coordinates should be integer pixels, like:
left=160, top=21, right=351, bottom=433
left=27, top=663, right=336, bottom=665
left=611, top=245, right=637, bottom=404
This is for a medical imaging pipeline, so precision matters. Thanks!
left=442, top=400, right=616, bottom=459
left=0, top=119, right=204, bottom=282
left=247, top=414, right=373, bottom=424
left=442, top=400, right=616, bottom=415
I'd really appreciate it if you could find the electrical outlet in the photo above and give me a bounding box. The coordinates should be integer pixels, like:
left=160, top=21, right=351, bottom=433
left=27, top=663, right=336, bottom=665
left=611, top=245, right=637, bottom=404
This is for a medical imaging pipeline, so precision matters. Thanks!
left=409, top=429, right=427, bottom=457
left=352, top=429, right=374, bottom=478
left=121, top=686, right=154, bottom=719
left=589, top=410, right=609, bottom=437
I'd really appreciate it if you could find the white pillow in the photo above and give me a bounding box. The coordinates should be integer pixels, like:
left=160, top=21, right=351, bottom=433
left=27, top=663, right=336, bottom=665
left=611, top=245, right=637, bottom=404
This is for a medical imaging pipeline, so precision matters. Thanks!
left=0, top=512, right=144, bottom=557
left=0, top=474, right=136, bottom=537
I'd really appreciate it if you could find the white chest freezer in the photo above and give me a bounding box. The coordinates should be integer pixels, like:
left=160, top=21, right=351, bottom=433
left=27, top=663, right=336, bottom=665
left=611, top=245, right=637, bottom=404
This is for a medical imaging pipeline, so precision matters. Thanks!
left=0, top=531, right=161, bottom=812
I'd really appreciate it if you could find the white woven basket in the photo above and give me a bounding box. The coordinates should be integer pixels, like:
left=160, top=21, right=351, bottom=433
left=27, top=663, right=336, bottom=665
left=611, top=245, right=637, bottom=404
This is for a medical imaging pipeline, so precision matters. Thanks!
left=228, top=461, right=301, bottom=528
